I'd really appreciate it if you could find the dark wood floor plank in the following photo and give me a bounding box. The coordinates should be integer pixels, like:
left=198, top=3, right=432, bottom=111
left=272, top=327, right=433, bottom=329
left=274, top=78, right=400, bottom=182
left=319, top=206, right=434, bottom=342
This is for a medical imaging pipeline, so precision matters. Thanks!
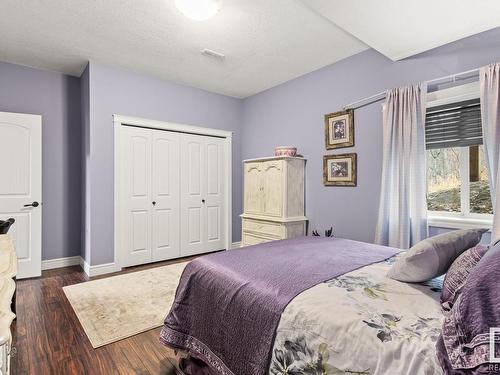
left=10, top=258, right=189, bottom=375
left=129, top=329, right=178, bottom=375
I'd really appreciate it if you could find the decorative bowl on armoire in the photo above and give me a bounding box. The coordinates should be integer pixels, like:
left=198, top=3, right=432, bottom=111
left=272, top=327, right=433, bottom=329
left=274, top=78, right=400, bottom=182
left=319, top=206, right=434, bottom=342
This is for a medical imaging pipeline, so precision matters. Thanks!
left=274, top=146, right=297, bottom=157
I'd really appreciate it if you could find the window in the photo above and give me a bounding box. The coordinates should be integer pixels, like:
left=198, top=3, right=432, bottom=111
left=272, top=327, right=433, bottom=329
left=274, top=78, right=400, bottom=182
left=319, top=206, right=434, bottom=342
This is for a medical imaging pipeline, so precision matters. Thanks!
left=425, top=92, right=493, bottom=224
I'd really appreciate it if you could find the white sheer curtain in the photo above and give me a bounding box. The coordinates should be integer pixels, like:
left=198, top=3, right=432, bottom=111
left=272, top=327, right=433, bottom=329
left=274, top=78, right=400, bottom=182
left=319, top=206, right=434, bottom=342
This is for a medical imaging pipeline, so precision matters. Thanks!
left=375, top=83, right=428, bottom=248
left=480, top=63, right=500, bottom=242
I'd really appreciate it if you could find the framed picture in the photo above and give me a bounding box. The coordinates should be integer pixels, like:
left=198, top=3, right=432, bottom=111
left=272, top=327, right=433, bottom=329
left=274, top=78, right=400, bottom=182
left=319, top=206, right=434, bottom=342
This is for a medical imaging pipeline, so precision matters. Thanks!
left=323, top=153, right=357, bottom=186
left=324, top=109, right=354, bottom=149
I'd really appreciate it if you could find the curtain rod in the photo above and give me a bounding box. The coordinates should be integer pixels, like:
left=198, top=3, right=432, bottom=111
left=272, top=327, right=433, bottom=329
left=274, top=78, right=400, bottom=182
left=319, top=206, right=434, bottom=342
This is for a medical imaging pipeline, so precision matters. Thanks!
left=343, top=67, right=481, bottom=110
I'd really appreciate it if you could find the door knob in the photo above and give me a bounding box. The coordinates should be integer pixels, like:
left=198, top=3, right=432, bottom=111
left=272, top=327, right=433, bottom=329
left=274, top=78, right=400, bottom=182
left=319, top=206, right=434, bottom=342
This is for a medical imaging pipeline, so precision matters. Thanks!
left=202, top=199, right=205, bottom=203
left=152, top=201, right=156, bottom=206
left=24, top=201, right=39, bottom=208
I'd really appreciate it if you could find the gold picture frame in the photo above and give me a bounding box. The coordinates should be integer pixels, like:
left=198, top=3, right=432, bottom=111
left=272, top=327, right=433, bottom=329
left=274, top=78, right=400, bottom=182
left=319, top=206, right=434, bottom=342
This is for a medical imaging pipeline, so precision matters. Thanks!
left=323, top=153, right=357, bottom=186
left=324, top=109, right=354, bottom=149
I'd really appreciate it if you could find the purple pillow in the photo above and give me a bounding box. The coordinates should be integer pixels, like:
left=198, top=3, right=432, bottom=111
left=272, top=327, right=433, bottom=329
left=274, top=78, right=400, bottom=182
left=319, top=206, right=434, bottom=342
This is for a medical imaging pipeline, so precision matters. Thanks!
left=441, top=244, right=489, bottom=311
left=436, top=242, right=500, bottom=373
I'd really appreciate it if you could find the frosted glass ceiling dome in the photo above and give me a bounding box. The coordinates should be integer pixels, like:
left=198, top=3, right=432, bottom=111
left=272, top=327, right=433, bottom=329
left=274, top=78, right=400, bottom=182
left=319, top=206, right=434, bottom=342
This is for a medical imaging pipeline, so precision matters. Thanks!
left=175, top=0, right=221, bottom=21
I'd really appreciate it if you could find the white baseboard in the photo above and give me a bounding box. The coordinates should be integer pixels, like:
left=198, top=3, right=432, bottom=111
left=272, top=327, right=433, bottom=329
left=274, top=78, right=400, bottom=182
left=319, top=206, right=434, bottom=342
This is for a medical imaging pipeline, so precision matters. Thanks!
left=80, top=257, right=90, bottom=275
left=80, top=258, right=121, bottom=277
left=43, top=244, right=242, bottom=276
left=41, top=256, right=82, bottom=270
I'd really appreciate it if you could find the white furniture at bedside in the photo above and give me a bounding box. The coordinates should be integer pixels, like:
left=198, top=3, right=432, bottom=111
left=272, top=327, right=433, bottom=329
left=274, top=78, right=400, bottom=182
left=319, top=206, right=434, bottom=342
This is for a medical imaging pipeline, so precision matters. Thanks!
left=0, top=235, right=16, bottom=375
left=241, top=156, right=307, bottom=246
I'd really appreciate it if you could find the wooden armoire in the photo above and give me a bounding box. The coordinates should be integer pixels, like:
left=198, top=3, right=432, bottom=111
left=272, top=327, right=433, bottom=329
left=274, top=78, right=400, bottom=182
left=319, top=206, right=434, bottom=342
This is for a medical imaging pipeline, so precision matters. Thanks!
left=240, top=156, right=307, bottom=246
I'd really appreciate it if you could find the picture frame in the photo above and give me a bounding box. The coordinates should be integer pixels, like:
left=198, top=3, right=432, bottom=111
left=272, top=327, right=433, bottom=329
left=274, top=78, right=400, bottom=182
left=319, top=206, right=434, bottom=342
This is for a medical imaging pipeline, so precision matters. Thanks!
left=324, top=109, right=354, bottom=149
left=323, top=153, right=357, bottom=186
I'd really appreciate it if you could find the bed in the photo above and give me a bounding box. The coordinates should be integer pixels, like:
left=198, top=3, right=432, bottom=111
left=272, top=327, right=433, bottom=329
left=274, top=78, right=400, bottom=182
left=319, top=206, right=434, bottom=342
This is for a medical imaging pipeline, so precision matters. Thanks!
left=160, top=236, right=445, bottom=375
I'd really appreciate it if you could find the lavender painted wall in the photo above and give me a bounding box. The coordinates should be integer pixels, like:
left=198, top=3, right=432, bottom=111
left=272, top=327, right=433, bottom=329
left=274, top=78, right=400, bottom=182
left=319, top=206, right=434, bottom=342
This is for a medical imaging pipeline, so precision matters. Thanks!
left=2, top=27, right=498, bottom=267
left=242, top=28, right=500, bottom=245
left=86, top=62, right=243, bottom=265
left=0, top=61, right=82, bottom=260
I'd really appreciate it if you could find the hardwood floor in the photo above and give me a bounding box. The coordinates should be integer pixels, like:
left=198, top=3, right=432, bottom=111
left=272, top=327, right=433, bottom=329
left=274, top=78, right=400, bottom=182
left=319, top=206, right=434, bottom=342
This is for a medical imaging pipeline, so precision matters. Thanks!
left=10, top=257, right=196, bottom=375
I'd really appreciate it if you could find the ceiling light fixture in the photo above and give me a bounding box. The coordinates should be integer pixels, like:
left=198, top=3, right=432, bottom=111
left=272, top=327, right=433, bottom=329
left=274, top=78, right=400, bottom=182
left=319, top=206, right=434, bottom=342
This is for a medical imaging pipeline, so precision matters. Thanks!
left=175, top=0, right=221, bottom=21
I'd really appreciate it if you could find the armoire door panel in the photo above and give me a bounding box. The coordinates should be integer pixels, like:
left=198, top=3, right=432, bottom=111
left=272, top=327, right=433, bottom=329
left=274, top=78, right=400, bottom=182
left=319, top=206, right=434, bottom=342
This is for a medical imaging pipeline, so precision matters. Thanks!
left=262, top=161, right=283, bottom=217
left=244, top=163, right=262, bottom=215
left=152, top=129, right=180, bottom=262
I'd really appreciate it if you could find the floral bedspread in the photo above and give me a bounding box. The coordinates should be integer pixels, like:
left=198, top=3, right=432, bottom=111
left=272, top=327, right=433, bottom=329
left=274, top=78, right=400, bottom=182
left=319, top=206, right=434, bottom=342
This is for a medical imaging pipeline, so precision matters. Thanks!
left=270, top=256, right=445, bottom=375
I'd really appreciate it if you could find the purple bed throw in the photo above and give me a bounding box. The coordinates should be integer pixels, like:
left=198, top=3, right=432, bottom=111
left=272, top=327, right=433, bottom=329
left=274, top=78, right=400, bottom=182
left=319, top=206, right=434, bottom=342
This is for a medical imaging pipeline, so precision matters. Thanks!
left=160, top=236, right=400, bottom=375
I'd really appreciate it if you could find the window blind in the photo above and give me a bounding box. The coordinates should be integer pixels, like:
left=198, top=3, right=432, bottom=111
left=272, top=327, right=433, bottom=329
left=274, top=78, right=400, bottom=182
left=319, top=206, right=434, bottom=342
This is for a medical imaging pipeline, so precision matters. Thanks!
left=425, top=98, right=483, bottom=149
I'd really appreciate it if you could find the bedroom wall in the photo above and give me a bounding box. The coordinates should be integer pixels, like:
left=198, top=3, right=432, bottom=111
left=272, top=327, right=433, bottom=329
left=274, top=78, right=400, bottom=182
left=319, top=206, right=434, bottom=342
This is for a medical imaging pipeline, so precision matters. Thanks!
left=241, top=27, right=500, bottom=245
left=0, top=61, right=82, bottom=261
left=86, top=62, right=243, bottom=265
left=1, top=28, right=496, bottom=267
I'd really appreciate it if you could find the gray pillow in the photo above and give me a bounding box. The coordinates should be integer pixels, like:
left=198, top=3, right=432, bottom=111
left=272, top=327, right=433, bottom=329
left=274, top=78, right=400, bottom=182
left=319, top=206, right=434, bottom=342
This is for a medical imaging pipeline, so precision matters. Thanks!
left=388, top=228, right=488, bottom=282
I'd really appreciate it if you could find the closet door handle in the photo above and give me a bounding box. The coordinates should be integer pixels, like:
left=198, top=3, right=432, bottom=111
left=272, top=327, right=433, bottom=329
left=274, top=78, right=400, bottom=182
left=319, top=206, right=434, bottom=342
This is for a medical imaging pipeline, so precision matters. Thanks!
left=202, top=199, right=205, bottom=204
left=24, top=201, right=39, bottom=208
left=152, top=201, right=156, bottom=206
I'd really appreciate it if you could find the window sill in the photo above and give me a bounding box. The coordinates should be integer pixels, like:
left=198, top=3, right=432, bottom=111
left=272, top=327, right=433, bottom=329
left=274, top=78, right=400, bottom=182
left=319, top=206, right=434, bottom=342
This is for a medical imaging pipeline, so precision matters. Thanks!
left=428, top=215, right=492, bottom=231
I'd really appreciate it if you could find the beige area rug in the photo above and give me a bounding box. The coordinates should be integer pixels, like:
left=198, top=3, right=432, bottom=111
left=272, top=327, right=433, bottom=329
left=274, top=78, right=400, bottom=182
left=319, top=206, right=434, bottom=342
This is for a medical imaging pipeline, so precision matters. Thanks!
left=63, top=261, right=187, bottom=348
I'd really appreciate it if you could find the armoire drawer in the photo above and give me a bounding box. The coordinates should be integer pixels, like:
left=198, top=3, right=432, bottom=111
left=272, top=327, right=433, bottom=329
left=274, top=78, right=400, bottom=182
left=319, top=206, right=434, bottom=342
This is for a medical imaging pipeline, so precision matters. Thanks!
left=242, top=219, right=283, bottom=238
left=241, top=232, right=278, bottom=247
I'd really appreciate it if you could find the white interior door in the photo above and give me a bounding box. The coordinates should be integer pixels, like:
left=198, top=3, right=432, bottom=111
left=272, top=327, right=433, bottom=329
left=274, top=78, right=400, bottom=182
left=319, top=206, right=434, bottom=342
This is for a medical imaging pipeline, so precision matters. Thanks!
left=180, top=134, right=225, bottom=256
left=121, top=126, right=153, bottom=267
left=151, top=129, right=180, bottom=262
left=0, top=112, right=42, bottom=279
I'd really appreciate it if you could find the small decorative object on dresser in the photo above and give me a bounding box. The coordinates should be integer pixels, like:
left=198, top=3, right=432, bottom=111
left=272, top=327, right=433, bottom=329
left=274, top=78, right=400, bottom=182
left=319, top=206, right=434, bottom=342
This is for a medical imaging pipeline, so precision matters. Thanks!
left=312, top=227, right=334, bottom=237
left=241, top=156, right=308, bottom=246
left=325, top=109, right=354, bottom=149
left=274, top=146, right=297, bottom=157
left=323, top=153, right=357, bottom=186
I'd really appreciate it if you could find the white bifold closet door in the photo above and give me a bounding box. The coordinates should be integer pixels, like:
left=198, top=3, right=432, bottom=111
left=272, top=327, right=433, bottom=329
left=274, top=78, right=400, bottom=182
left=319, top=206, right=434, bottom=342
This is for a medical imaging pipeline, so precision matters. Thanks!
left=180, top=133, right=226, bottom=256
left=121, top=125, right=225, bottom=267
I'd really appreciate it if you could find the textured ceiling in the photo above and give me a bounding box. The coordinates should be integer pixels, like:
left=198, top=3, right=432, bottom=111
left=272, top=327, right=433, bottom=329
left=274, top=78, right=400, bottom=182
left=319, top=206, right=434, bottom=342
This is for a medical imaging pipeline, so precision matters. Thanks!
left=301, top=0, right=500, bottom=61
left=3, top=1, right=498, bottom=98
left=0, top=0, right=368, bottom=98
